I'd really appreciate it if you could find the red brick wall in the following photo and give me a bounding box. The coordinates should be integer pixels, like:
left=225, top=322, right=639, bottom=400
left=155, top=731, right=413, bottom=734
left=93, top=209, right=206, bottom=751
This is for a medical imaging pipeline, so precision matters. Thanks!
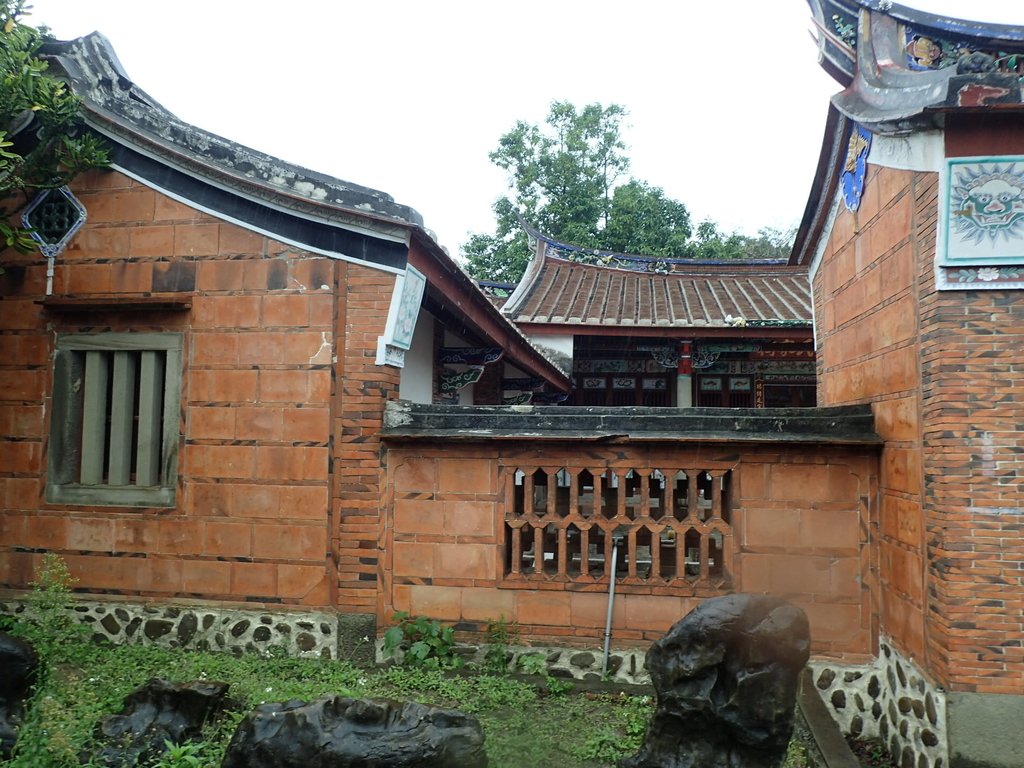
left=815, top=157, right=1024, bottom=693
left=0, top=169, right=394, bottom=610
left=814, top=165, right=926, bottom=667
left=382, top=440, right=876, bottom=658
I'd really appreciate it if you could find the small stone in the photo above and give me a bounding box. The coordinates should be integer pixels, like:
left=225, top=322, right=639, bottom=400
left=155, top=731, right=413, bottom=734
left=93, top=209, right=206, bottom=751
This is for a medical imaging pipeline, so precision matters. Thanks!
left=888, top=701, right=899, bottom=723
left=921, top=729, right=939, bottom=747
left=253, top=627, right=271, bottom=642
left=275, top=624, right=291, bottom=635
left=125, top=618, right=142, bottom=638
left=912, top=699, right=925, bottom=719
left=546, top=650, right=562, bottom=663
left=230, top=619, right=251, bottom=638
left=260, top=615, right=273, bottom=625
left=851, top=715, right=863, bottom=736
left=896, top=663, right=907, bottom=687
left=868, top=675, right=881, bottom=698
left=320, top=623, right=331, bottom=635
left=202, top=614, right=215, bottom=630
left=880, top=715, right=889, bottom=741
left=177, top=613, right=198, bottom=645
left=887, top=667, right=897, bottom=692
left=918, top=755, right=929, bottom=768
left=115, top=608, right=130, bottom=621
left=855, top=693, right=866, bottom=712
left=900, top=719, right=909, bottom=737
left=296, top=632, right=316, bottom=652
left=831, top=690, right=847, bottom=710
left=925, top=693, right=937, bottom=725
left=297, top=621, right=314, bottom=631
left=816, top=668, right=836, bottom=690
left=143, top=619, right=173, bottom=640
left=901, top=745, right=914, bottom=768
left=844, top=671, right=863, bottom=683
left=898, top=697, right=912, bottom=714
left=100, top=613, right=121, bottom=635
left=570, top=652, right=596, bottom=668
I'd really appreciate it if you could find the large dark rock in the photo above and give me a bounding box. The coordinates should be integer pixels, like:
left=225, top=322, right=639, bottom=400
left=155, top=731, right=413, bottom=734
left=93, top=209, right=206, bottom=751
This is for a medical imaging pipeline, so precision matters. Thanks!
left=221, top=695, right=487, bottom=768
left=86, top=677, right=229, bottom=767
left=0, top=632, right=40, bottom=759
left=620, top=593, right=810, bottom=768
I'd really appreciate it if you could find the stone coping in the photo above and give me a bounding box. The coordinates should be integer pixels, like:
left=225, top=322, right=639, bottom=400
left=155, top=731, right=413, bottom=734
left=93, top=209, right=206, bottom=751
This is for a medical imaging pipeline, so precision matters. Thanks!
left=382, top=401, right=882, bottom=445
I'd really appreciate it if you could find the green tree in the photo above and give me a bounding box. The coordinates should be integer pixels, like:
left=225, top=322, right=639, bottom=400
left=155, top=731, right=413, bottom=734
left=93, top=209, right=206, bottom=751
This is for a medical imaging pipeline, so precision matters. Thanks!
left=462, top=101, right=795, bottom=282
left=603, top=180, right=693, bottom=257
left=691, top=222, right=796, bottom=261
left=1, top=0, right=107, bottom=257
left=463, top=101, right=633, bottom=282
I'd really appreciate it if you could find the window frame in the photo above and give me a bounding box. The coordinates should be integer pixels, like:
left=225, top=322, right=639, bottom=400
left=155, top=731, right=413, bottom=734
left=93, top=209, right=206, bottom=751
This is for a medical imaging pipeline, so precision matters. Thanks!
left=46, top=332, right=182, bottom=508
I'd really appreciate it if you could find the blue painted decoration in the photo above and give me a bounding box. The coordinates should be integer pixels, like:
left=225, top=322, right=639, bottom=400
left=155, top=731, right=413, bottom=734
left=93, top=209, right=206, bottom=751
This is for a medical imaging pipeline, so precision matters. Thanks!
left=841, top=124, right=872, bottom=212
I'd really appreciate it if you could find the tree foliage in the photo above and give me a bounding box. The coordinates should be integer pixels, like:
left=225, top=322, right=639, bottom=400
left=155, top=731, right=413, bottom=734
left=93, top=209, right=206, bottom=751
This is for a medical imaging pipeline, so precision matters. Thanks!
left=462, top=101, right=794, bottom=283
left=1, top=0, right=107, bottom=255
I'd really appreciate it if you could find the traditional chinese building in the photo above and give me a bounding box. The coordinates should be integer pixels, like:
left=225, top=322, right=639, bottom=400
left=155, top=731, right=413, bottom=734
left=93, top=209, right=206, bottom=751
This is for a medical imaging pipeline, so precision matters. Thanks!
left=0, top=32, right=566, bottom=627
left=498, top=223, right=817, bottom=408
left=794, top=2, right=1024, bottom=766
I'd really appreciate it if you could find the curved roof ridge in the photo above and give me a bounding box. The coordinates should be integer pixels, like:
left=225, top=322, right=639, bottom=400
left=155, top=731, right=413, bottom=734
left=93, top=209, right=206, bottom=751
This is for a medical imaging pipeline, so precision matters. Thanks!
left=42, top=33, right=426, bottom=231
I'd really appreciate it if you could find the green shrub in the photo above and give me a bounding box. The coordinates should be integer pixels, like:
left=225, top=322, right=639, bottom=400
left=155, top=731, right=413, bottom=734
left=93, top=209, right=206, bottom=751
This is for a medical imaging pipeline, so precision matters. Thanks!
left=381, top=612, right=462, bottom=670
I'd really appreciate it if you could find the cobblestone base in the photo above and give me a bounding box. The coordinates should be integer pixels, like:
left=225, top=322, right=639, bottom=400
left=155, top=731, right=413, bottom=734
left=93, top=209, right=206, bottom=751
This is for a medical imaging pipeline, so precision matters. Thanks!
left=809, top=638, right=947, bottom=768
left=0, top=597, right=346, bottom=660
left=379, top=641, right=652, bottom=685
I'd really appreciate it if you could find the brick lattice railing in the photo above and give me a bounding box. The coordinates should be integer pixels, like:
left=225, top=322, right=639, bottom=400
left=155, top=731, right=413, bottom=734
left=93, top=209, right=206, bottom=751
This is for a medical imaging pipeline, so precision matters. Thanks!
left=502, top=465, right=734, bottom=590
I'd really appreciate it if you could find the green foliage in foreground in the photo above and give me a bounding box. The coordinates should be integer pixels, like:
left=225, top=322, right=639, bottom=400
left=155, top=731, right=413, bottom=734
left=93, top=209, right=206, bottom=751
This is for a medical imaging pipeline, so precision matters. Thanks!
left=0, top=0, right=108, bottom=259
left=0, top=632, right=653, bottom=767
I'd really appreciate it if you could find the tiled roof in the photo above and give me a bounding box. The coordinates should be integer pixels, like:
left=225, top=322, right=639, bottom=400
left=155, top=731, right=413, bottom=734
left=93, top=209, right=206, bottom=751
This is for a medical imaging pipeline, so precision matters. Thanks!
left=506, top=254, right=812, bottom=328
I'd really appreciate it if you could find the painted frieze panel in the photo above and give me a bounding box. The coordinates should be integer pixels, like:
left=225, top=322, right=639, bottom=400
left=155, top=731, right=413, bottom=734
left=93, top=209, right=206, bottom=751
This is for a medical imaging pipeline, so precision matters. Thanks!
left=938, top=156, right=1024, bottom=289
left=841, top=124, right=871, bottom=212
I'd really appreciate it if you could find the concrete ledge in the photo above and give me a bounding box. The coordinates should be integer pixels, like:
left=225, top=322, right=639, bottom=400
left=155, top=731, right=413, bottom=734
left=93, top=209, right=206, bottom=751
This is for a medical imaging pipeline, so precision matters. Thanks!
left=382, top=401, right=882, bottom=445
left=799, top=668, right=861, bottom=768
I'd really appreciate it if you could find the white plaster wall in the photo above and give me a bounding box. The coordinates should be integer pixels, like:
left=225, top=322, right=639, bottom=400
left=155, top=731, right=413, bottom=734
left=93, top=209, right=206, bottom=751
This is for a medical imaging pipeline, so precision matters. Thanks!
left=398, top=311, right=434, bottom=403
left=523, top=333, right=574, bottom=372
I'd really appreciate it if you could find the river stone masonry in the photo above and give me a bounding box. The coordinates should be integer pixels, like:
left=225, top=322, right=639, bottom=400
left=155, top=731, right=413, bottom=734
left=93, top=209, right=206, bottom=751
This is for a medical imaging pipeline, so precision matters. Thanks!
left=378, top=641, right=652, bottom=685
left=809, top=638, right=947, bottom=768
left=0, top=598, right=344, bottom=660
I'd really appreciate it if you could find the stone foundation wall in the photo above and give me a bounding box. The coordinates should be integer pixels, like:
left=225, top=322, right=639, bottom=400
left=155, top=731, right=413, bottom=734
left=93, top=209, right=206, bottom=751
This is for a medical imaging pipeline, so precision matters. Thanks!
left=810, top=638, right=947, bottom=768
left=378, top=640, right=652, bottom=685
left=0, top=597, right=367, bottom=662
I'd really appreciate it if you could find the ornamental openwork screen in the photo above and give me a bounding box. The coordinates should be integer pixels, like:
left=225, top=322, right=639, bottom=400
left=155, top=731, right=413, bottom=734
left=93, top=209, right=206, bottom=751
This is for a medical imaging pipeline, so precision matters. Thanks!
left=502, top=463, right=734, bottom=589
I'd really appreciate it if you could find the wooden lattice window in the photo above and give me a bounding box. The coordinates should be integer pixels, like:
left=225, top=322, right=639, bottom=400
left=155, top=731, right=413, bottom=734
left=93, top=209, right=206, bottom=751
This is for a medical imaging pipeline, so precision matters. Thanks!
left=47, top=333, right=182, bottom=507
left=502, top=464, right=734, bottom=589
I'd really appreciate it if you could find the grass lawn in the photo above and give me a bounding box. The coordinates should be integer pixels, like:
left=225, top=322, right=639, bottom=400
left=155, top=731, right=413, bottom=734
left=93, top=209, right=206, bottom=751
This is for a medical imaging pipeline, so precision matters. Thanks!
left=3, top=634, right=657, bottom=767
left=1, top=559, right=812, bottom=767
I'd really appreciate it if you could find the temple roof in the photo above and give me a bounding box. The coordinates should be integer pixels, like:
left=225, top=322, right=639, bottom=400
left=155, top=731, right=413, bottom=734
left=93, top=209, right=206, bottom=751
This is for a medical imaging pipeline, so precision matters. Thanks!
left=41, top=33, right=425, bottom=269
left=809, top=0, right=1024, bottom=131
left=503, top=229, right=812, bottom=330
left=37, top=33, right=571, bottom=391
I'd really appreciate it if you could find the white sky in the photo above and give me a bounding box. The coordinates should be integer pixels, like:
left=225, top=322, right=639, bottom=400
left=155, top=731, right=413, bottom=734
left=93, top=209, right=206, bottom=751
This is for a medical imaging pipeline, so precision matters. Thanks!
left=29, top=1, right=1023, bottom=257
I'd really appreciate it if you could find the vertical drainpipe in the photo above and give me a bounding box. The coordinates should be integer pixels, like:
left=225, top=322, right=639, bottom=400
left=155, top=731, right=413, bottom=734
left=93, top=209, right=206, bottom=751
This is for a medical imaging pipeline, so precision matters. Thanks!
left=602, top=525, right=630, bottom=676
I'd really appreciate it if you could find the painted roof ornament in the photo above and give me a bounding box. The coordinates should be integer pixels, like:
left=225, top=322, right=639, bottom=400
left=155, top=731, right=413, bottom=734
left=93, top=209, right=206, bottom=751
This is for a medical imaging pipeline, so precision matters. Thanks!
left=840, top=124, right=871, bottom=212
left=808, top=0, right=1024, bottom=131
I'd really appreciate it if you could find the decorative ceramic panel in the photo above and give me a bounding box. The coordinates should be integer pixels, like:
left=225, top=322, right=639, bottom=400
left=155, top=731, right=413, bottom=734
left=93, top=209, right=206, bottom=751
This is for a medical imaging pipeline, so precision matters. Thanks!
left=841, top=124, right=871, bottom=212
left=938, top=156, right=1024, bottom=289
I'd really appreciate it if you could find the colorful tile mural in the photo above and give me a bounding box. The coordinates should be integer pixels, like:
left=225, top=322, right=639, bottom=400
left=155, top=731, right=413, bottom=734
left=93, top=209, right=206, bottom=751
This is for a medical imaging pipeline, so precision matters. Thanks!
left=938, top=156, right=1024, bottom=290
